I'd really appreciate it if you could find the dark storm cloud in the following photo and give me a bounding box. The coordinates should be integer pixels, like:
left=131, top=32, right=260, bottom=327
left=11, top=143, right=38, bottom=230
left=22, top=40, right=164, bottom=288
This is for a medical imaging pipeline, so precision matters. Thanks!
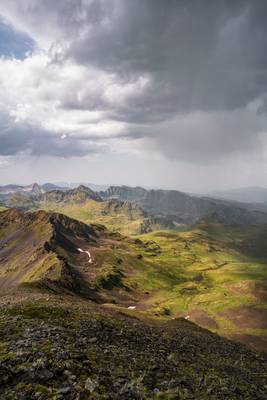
left=4, top=0, right=267, bottom=115
left=148, top=109, right=267, bottom=163
left=1, top=0, right=267, bottom=164
left=63, top=0, right=267, bottom=116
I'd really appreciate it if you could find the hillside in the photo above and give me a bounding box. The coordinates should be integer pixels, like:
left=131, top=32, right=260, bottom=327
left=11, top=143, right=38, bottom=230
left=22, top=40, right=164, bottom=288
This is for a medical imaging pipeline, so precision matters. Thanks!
left=0, top=208, right=267, bottom=353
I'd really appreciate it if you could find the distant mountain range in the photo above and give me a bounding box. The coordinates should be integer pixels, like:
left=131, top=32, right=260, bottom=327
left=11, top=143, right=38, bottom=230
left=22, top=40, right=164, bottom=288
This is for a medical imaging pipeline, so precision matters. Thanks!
left=100, top=185, right=267, bottom=226
left=0, top=182, right=68, bottom=195
left=1, top=183, right=267, bottom=229
left=0, top=182, right=109, bottom=194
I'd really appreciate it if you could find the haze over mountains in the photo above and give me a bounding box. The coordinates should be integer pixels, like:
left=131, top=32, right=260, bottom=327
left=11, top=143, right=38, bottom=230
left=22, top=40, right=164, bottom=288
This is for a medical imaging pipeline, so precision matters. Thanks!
left=209, top=187, right=267, bottom=204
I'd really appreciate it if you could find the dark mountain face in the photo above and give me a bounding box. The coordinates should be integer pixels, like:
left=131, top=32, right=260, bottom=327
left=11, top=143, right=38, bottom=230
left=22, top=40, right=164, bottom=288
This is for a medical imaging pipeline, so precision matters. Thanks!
left=101, top=185, right=267, bottom=226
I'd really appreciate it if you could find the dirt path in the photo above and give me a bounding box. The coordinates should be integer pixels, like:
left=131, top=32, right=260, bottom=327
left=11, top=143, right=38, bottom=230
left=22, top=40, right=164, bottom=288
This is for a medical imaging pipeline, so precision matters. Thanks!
left=221, top=306, right=267, bottom=329
left=229, top=334, right=267, bottom=353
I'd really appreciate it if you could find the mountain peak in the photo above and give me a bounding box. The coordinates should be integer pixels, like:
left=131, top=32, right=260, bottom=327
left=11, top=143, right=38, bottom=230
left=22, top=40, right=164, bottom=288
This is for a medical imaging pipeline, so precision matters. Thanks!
left=66, top=185, right=102, bottom=202
left=31, top=182, right=44, bottom=194
left=76, top=184, right=91, bottom=191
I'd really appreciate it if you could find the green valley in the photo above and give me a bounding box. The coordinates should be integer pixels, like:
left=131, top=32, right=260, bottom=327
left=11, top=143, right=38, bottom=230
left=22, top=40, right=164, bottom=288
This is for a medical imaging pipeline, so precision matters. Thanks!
left=128, top=221, right=267, bottom=351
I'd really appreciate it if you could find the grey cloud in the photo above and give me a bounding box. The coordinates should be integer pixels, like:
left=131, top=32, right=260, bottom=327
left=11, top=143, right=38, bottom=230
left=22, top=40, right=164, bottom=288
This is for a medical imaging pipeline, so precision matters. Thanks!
left=147, top=109, right=267, bottom=163
left=63, top=0, right=267, bottom=115
left=1, top=0, right=267, bottom=166
left=4, top=1, right=267, bottom=115
left=115, top=108, right=266, bottom=164
left=0, top=112, right=106, bottom=157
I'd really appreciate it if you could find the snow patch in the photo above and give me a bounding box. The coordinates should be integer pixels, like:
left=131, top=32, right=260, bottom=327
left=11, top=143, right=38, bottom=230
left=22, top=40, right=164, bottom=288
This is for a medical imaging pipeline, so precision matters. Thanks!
left=78, top=248, right=92, bottom=263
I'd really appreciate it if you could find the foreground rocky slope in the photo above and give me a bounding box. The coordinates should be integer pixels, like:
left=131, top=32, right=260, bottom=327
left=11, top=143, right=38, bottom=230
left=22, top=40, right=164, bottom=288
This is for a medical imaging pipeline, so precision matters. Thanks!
left=0, top=296, right=266, bottom=400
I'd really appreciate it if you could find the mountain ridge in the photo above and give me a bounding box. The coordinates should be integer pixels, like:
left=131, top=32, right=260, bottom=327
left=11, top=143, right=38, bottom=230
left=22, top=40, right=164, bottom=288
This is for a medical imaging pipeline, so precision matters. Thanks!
left=0, top=208, right=107, bottom=299
left=2, top=183, right=267, bottom=231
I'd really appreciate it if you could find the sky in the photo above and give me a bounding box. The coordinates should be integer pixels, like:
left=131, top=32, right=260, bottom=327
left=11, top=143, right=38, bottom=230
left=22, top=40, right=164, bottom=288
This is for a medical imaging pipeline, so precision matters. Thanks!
left=0, top=0, right=267, bottom=193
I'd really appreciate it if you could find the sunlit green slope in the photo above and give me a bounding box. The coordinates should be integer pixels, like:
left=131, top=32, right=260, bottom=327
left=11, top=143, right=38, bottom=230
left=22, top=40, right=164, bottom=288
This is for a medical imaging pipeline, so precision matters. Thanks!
left=119, top=219, right=267, bottom=350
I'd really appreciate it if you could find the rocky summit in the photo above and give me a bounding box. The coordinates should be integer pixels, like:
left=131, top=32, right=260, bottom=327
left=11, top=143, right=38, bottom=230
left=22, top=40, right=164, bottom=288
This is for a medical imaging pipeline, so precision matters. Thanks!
left=0, top=297, right=266, bottom=400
